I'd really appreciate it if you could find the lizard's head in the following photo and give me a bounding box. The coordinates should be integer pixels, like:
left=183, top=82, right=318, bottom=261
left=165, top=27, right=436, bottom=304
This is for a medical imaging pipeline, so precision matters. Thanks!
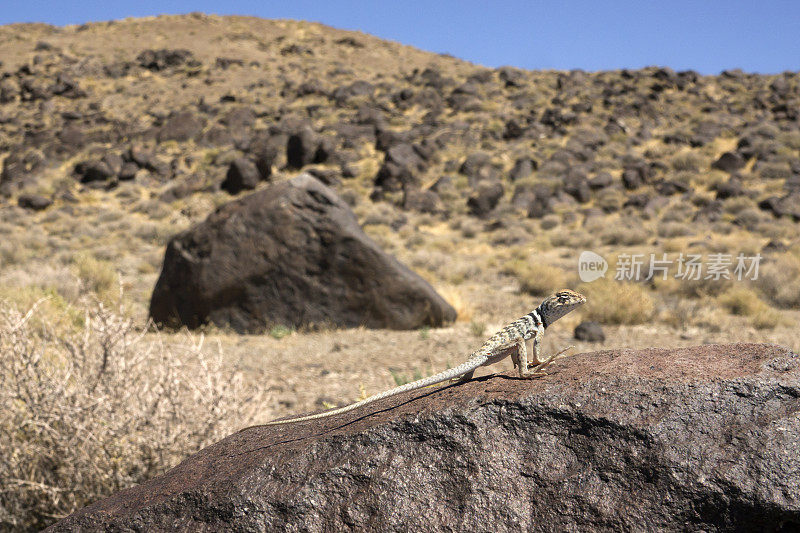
left=538, top=289, right=586, bottom=328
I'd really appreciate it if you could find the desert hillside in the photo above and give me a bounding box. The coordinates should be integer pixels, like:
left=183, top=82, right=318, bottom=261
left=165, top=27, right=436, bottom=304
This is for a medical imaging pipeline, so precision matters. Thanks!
left=1, top=14, right=799, bottom=530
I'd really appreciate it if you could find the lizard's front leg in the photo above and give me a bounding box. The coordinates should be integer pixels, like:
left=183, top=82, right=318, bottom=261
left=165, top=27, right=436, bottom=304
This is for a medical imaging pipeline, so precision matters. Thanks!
left=516, top=339, right=544, bottom=379
left=532, top=335, right=543, bottom=365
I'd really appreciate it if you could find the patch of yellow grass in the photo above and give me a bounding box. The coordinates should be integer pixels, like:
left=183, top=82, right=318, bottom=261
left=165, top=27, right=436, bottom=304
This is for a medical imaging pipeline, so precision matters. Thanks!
left=710, top=136, right=739, bottom=158
left=418, top=221, right=454, bottom=236
left=670, top=149, right=705, bottom=172
left=73, top=253, right=119, bottom=303
left=461, top=241, right=497, bottom=257
left=504, top=260, right=568, bottom=297
left=756, top=251, right=800, bottom=309
left=637, top=137, right=668, bottom=155
left=718, top=286, right=764, bottom=316
left=706, top=231, right=765, bottom=255
left=751, top=307, right=783, bottom=330
left=0, top=285, right=83, bottom=332
left=662, top=238, right=687, bottom=253
left=579, top=279, right=655, bottom=325
left=437, top=285, right=475, bottom=323
left=718, top=286, right=785, bottom=329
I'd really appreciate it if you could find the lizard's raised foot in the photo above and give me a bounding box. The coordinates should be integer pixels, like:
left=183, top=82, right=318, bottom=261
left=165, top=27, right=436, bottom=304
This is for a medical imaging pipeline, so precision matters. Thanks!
left=524, top=345, right=575, bottom=377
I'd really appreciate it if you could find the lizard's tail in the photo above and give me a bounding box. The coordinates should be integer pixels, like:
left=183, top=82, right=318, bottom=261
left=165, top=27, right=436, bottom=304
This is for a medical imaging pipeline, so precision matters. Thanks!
left=264, top=356, right=487, bottom=425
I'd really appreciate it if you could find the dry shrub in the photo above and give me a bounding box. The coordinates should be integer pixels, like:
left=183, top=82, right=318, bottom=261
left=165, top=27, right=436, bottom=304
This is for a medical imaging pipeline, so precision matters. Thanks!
left=579, top=279, right=655, bottom=325
left=600, top=220, right=649, bottom=246
left=672, top=170, right=699, bottom=188
left=758, top=162, right=791, bottom=181
left=705, top=232, right=764, bottom=256
left=505, top=261, right=568, bottom=297
left=0, top=239, right=35, bottom=266
left=691, top=306, right=728, bottom=332
left=540, top=215, right=559, bottom=230
left=72, top=254, right=118, bottom=302
left=659, top=298, right=700, bottom=329
left=0, top=299, right=265, bottom=531
left=595, top=189, right=625, bottom=212
left=756, top=252, right=800, bottom=309
left=660, top=203, right=694, bottom=223
left=670, top=275, right=732, bottom=299
left=751, top=307, right=783, bottom=330
left=548, top=228, right=594, bottom=249
left=133, top=220, right=176, bottom=246
left=0, top=263, right=82, bottom=304
left=657, top=221, right=692, bottom=238
left=459, top=219, right=481, bottom=239
left=718, top=287, right=783, bottom=329
left=717, top=286, right=764, bottom=316
left=732, top=208, right=767, bottom=232
left=670, top=150, right=704, bottom=172
left=722, top=196, right=756, bottom=215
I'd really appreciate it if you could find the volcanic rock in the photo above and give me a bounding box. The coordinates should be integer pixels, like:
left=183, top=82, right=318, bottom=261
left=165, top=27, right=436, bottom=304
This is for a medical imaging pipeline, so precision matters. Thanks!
left=49, top=343, right=800, bottom=532
left=149, top=174, right=456, bottom=332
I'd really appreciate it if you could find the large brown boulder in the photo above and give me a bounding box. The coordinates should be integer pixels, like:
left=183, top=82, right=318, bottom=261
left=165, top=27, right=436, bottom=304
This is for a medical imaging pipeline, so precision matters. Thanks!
left=48, top=343, right=799, bottom=531
left=149, top=174, right=456, bottom=332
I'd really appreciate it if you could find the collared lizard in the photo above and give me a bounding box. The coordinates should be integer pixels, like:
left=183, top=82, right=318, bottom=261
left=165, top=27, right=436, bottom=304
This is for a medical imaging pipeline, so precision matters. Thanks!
left=265, top=289, right=586, bottom=425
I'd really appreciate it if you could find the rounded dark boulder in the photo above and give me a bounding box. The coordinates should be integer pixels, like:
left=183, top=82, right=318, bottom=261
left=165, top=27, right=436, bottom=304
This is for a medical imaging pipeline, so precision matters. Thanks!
left=467, top=180, right=504, bottom=217
left=221, top=157, right=260, bottom=194
left=711, top=151, right=745, bottom=173
left=574, top=321, right=605, bottom=342
left=622, top=168, right=643, bottom=190
left=374, top=143, right=428, bottom=191
left=508, top=157, right=536, bottom=181
left=18, top=193, right=52, bottom=211
left=149, top=174, right=456, bottom=332
left=286, top=126, right=320, bottom=169
left=157, top=110, right=203, bottom=143
left=403, top=188, right=442, bottom=214
left=75, top=159, right=116, bottom=183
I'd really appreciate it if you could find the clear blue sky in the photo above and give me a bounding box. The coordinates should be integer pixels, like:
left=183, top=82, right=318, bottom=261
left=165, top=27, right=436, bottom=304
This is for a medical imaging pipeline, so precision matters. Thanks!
left=2, top=1, right=799, bottom=74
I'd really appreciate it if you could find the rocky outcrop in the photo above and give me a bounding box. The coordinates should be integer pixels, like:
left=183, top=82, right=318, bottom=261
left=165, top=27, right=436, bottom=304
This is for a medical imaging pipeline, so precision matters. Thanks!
left=17, top=193, right=52, bottom=210
left=49, top=343, right=799, bottom=532
left=157, top=110, right=204, bottom=143
left=711, top=151, right=746, bottom=173
left=221, top=157, right=262, bottom=194
left=137, top=48, right=198, bottom=71
left=373, top=142, right=429, bottom=192
left=149, top=174, right=456, bottom=332
left=467, top=179, right=504, bottom=216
